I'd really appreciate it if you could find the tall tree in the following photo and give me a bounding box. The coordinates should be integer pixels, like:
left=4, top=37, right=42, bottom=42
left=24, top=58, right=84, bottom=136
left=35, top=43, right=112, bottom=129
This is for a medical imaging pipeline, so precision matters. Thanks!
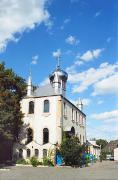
left=0, top=62, right=26, bottom=142
left=96, top=139, right=108, bottom=149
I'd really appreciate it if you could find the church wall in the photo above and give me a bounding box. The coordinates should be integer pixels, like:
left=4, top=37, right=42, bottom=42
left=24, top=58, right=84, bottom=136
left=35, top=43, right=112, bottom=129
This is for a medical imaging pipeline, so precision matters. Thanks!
left=16, top=95, right=62, bottom=160
left=62, top=98, right=86, bottom=144
left=14, top=95, right=86, bottom=161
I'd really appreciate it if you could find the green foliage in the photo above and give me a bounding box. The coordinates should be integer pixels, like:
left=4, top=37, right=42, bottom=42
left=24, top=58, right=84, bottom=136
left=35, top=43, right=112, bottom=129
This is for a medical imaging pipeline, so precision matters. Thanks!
left=43, top=157, right=54, bottom=166
left=0, top=62, right=26, bottom=142
left=96, top=139, right=108, bottom=149
left=16, top=159, right=29, bottom=165
left=100, top=150, right=111, bottom=160
left=85, top=156, right=90, bottom=166
left=60, top=136, right=86, bottom=167
left=30, top=156, right=39, bottom=167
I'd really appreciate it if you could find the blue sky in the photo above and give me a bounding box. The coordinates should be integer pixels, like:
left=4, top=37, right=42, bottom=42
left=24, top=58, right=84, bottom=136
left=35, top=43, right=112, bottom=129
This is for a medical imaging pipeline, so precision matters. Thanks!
left=0, top=0, right=118, bottom=141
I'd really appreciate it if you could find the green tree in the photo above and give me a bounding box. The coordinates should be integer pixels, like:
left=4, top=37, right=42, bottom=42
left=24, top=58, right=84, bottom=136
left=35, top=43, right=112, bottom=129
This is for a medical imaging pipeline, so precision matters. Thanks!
left=0, top=62, right=26, bottom=142
left=60, top=136, right=86, bottom=166
left=96, top=139, right=108, bottom=149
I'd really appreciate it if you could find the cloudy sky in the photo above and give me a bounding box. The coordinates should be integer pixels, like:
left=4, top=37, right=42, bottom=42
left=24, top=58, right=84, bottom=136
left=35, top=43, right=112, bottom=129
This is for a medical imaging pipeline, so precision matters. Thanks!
left=0, top=0, right=118, bottom=141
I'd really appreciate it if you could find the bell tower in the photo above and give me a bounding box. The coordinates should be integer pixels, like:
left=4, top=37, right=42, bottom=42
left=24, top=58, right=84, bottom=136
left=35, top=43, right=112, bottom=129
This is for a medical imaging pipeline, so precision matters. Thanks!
left=27, top=71, right=33, bottom=97
left=49, top=54, right=68, bottom=97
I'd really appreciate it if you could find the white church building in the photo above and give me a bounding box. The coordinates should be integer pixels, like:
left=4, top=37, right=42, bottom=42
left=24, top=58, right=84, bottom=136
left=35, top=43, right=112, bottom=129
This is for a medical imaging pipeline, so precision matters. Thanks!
left=13, top=60, right=86, bottom=161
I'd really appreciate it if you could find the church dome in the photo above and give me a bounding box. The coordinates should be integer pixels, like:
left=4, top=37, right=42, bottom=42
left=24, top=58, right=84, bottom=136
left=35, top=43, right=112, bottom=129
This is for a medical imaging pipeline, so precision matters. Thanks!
left=49, top=67, right=68, bottom=82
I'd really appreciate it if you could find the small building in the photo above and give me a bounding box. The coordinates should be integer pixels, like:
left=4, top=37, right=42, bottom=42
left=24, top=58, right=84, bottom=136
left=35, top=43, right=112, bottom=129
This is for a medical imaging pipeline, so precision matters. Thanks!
left=114, top=148, right=118, bottom=161
left=13, top=59, right=86, bottom=161
left=88, top=140, right=101, bottom=160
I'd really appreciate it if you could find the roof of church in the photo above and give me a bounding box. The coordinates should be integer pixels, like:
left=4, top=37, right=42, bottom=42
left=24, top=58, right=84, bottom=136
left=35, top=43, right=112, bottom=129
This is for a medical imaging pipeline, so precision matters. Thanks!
left=33, top=84, right=60, bottom=97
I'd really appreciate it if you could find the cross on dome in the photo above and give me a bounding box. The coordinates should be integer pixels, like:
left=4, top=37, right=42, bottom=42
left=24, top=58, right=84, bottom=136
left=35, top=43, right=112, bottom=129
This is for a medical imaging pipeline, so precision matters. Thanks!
left=56, top=53, right=61, bottom=68
left=53, top=49, right=61, bottom=69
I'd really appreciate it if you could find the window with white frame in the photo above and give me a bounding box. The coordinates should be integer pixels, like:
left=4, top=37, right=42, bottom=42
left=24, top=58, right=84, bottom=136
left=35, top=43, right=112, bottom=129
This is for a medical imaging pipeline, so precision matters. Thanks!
left=43, top=128, right=49, bottom=144
left=44, top=100, right=49, bottom=113
left=27, top=149, right=30, bottom=158
left=35, top=149, right=39, bottom=157
left=43, top=149, right=47, bottom=158
left=29, top=101, right=34, bottom=114
left=64, top=102, right=67, bottom=117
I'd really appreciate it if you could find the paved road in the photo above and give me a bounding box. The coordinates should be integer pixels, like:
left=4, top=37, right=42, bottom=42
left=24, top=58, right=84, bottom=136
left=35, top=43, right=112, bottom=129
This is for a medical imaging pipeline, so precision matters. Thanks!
left=0, top=161, right=118, bottom=180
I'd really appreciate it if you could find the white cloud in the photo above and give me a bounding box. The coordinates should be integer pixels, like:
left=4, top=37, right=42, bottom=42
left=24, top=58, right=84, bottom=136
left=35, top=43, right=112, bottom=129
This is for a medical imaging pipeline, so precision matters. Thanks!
left=66, top=65, right=77, bottom=74
left=97, top=100, right=104, bottom=105
left=107, top=37, right=112, bottom=43
left=91, top=110, right=118, bottom=122
left=31, top=55, right=39, bottom=65
left=60, top=18, right=70, bottom=30
left=39, top=77, right=49, bottom=86
left=79, top=48, right=104, bottom=62
left=64, top=50, right=72, bottom=55
left=93, top=49, right=104, bottom=58
left=52, top=49, right=61, bottom=59
left=94, top=11, right=101, bottom=17
left=64, top=18, right=70, bottom=24
left=87, top=109, right=118, bottom=140
left=65, top=35, right=80, bottom=45
left=67, top=62, right=118, bottom=94
left=70, top=98, right=91, bottom=107
left=80, top=50, right=93, bottom=61
left=75, top=60, right=84, bottom=66
left=92, top=73, right=118, bottom=96
left=82, top=98, right=91, bottom=106
left=0, top=0, right=51, bottom=52
left=87, top=124, right=118, bottom=141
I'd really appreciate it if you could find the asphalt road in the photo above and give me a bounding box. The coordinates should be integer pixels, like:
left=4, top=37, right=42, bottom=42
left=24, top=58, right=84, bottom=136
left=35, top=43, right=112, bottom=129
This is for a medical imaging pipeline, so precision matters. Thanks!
left=0, top=161, right=118, bottom=180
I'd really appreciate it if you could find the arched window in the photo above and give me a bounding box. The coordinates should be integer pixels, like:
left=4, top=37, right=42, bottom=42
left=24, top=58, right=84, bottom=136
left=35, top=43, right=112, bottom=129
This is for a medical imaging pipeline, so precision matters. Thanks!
left=35, top=149, right=39, bottom=157
left=71, top=127, right=75, bottom=136
left=43, top=128, right=49, bottom=144
left=44, top=100, right=49, bottom=113
left=76, top=111, right=77, bottom=122
left=27, top=149, right=31, bottom=158
left=29, top=101, right=34, bottom=114
left=64, top=102, right=67, bottom=117
left=27, top=128, right=33, bottom=144
left=72, top=109, right=73, bottom=120
left=43, top=149, right=47, bottom=158
left=19, top=149, right=23, bottom=159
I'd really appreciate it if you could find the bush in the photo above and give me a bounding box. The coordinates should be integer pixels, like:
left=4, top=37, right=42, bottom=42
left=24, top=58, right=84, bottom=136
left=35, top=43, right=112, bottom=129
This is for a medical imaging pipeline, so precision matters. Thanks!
left=16, top=159, right=28, bottom=165
left=60, top=136, right=85, bottom=167
left=43, top=157, right=54, bottom=166
left=86, top=156, right=91, bottom=164
left=30, top=156, right=39, bottom=167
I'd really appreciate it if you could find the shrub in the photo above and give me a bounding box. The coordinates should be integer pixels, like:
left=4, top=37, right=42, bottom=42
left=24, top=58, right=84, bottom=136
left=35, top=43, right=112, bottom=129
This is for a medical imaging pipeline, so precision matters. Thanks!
left=43, top=157, right=54, bottom=166
left=30, top=156, right=39, bottom=167
left=16, top=159, right=28, bottom=165
left=85, top=156, right=90, bottom=166
left=60, top=136, right=85, bottom=167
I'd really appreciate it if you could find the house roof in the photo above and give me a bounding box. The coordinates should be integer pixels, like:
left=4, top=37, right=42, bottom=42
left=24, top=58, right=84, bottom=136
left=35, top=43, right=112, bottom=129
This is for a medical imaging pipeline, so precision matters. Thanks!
left=103, top=140, right=118, bottom=151
left=86, top=140, right=100, bottom=148
left=33, top=84, right=59, bottom=97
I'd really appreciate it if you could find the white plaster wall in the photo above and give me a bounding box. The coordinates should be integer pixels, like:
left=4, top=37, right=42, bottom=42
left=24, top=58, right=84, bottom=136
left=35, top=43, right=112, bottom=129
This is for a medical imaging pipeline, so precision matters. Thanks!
left=62, top=98, right=86, bottom=144
left=17, top=95, right=62, bottom=159
left=114, top=148, right=118, bottom=161
left=21, top=96, right=62, bottom=144
left=89, top=146, right=100, bottom=159
left=15, top=95, right=86, bottom=160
